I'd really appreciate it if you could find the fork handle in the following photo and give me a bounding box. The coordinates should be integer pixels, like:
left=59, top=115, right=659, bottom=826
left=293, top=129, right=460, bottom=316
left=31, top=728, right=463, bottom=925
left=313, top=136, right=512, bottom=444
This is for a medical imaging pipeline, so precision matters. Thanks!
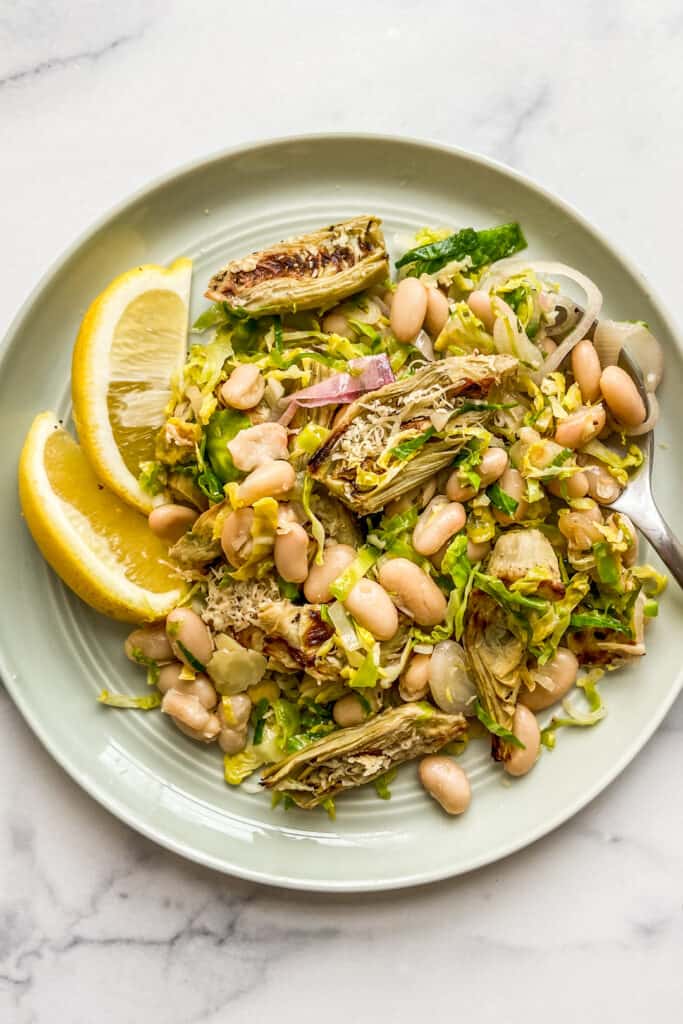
left=629, top=492, right=683, bottom=589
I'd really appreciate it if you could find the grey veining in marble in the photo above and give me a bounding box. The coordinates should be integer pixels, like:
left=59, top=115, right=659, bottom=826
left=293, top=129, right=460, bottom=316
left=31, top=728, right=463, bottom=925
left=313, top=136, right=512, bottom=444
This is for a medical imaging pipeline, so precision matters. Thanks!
left=1, top=1, right=682, bottom=1021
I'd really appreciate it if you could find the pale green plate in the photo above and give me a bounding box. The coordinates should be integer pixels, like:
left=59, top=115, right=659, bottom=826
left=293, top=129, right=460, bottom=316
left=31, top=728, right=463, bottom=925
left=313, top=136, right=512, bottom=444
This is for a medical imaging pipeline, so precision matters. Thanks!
left=1, top=135, right=682, bottom=891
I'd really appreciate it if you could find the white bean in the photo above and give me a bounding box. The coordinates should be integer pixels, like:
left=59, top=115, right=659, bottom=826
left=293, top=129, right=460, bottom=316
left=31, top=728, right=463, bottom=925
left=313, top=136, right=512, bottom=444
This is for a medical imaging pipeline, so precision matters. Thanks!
left=218, top=727, right=248, bottom=755
left=161, top=690, right=220, bottom=742
left=227, top=422, right=289, bottom=471
left=428, top=640, right=476, bottom=714
left=344, top=579, right=399, bottom=641
left=274, top=522, right=309, bottom=583
left=322, top=310, right=355, bottom=340
left=520, top=648, right=579, bottom=711
left=218, top=693, right=252, bottom=729
left=554, top=405, right=606, bottom=448
left=467, top=539, right=490, bottom=562
left=412, top=498, right=466, bottom=556
left=303, top=544, right=356, bottom=603
left=571, top=339, right=602, bottom=403
left=492, top=466, right=528, bottom=525
left=558, top=506, right=603, bottom=550
left=581, top=461, right=622, bottom=504
left=466, top=290, right=495, bottom=331
left=148, top=504, right=198, bottom=543
left=378, top=558, right=447, bottom=627
left=125, top=623, right=174, bottom=665
left=503, top=705, right=541, bottom=776
left=237, top=460, right=296, bottom=505
left=617, top=513, right=639, bottom=566
left=390, top=278, right=428, bottom=342
left=399, top=653, right=431, bottom=702
left=599, top=366, right=646, bottom=427
left=166, top=608, right=214, bottom=669
left=220, top=364, right=265, bottom=410
left=221, top=508, right=255, bottom=568
left=419, top=756, right=471, bottom=815
left=333, top=693, right=367, bottom=727
left=157, top=664, right=218, bottom=709
left=424, top=287, right=450, bottom=338
left=547, top=471, right=590, bottom=499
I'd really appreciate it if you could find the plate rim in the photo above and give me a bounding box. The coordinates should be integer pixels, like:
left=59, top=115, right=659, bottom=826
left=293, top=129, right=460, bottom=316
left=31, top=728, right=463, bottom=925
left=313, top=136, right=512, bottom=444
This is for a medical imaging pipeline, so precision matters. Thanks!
left=2, top=131, right=682, bottom=892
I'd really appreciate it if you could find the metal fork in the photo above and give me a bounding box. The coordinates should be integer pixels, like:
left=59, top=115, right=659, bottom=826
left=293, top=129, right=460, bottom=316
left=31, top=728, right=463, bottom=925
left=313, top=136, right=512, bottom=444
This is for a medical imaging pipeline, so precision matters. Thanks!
left=607, top=347, right=683, bottom=588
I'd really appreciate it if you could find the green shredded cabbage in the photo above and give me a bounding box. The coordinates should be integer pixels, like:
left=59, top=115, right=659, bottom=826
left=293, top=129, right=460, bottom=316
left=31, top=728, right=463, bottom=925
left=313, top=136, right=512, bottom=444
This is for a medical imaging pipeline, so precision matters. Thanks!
left=374, top=767, right=398, bottom=800
left=632, top=564, right=667, bottom=596
left=474, top=700, right=525, bottom=749
left=329, top=546, right=380, bottom=601
left=224, top=750, right=265, bottom=785
left=541, top=669, right=605, bottom=749
left=302, top=474, right=326, bottom=565
left=581, top=439, right=644, bottom=486
left=487, top=481, right=518, bottom=516
left=98, top=690, right=162, bottom=709
left=138, top=460, right=167, bottom=497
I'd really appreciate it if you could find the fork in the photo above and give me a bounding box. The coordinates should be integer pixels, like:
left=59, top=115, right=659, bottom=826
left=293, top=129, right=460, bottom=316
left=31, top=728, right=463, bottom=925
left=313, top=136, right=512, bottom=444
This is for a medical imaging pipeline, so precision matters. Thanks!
left=606, top=347, right=683, bottom=588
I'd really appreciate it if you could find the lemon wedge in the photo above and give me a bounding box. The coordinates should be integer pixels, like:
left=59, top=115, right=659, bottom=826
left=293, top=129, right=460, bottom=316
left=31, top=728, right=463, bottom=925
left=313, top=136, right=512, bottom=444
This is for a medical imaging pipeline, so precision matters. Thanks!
left=19, top=412, right=186, bottom=622
left=72, top=258, right=192, bottom=513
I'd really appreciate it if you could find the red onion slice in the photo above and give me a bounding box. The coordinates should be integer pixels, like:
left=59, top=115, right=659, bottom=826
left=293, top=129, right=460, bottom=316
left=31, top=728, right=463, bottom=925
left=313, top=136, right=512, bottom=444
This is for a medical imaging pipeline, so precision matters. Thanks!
left=287, top=354, right=395, bottom=409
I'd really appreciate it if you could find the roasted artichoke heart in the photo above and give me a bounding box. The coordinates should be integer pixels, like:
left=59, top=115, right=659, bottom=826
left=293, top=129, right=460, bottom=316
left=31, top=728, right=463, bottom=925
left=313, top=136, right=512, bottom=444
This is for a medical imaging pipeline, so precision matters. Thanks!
left=169, top=502, right=223, bottom=567
left=261, top=703, right=466, bottom=808
left=308, top=353, right=518, bottom=514
left=205, top=216, right=389, bottom=316
left=463, top=591, right=526, bottom=758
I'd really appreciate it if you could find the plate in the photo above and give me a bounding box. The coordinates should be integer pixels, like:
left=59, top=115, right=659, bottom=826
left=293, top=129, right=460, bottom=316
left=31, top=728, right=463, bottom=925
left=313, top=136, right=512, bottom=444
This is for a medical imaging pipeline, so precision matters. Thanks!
left=1, top=134, right=682, bottom=891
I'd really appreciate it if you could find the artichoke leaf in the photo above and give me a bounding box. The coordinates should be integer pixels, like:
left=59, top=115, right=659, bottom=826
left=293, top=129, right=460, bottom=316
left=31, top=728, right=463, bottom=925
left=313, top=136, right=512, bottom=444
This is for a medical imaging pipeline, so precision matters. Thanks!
left=261, top=703, right=466, bottom=808
left=308, top=353, right=518, bottom=514
left=205, top=216, right=389, bottom=316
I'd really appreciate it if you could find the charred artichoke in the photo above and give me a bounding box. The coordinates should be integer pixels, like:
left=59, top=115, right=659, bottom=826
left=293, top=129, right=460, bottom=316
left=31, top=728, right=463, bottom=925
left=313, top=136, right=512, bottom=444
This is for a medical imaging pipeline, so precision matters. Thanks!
left=261, top=703, right=466, bottom=808
left=205, top=216, right=389, bottom=316
left=308, top=353, right=518, bottom=514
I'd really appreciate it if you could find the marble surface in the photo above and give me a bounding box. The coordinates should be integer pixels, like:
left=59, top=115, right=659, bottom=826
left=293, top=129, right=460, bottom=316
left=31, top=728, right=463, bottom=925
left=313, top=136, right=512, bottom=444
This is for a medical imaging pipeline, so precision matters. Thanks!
left=2, top=1, right=683, bottom=1020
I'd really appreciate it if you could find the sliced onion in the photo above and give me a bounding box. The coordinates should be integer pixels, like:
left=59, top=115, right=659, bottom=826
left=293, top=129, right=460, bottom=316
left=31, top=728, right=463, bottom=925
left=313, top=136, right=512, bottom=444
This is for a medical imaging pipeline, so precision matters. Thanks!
left=287, top=354, right=394, bottom=409
left=428, top=640, right=477, bottom=714
left=482, top=259, right=602, bottom=380
left=327, top=601, right=361, bottom=652
left=593, top=320, right=663, bottom=392
left=620, top=391, right=660, bottom=435
left=412, top=329, right=435, bottom=361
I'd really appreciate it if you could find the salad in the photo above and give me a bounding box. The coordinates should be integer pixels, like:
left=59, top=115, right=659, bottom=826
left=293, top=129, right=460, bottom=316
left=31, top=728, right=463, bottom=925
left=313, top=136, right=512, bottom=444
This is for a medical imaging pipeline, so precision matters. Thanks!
left=22, top=215, right=667, bottom=818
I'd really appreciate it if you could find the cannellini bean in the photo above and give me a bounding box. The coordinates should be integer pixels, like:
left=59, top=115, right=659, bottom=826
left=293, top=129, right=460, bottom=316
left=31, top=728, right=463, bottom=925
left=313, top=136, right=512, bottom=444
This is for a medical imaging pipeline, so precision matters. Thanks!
left=571, top=339, right=602, bottom=403
left=322, top=310, right=355, bottom=340
left=503, top=705, right=541, bottom=776
left=424, top=287, right=450, bottom=338
left=237, top=460, right=296, bottom=505
left=547, top=471, right=590, bottom=499
left=274, top=522, right=309, bottom=583
left=344, top=579, right=399, bottom=641
left=333, top=693, right=367, bottom=727
left=227, top=422, right=289, bottom=471
left=161, top=690, right=220, bottom=742
left=554, top=405, right=606, bottom=448
left=467, top=539, right=490, bottom=562
left=520, top=648, right=579, bottom=711
left=218, top=693, right=252, bottom=729
left=581, top=461, right=622, bottom=504
left=125, top=623, right=174, bottom=664
left=599, top=366, right=646, bottom=427
left=221, top=508, right=255, bottom=568
left=378, top=557, right=447, bottom=627
left=148, top=504, right=198, bottom=543
left=220, top=364, right=265, bottom=410
left=558, top=505, right=603, bottom=550
left=399, top=653, right=431, bottom=702
left=419, top=756, right=471, bottom=815
left=450, top=446, right=509, bottom=500
left=467, top=290, right=495, bottom=331
left=218, top=727, right=248, bottom=755
left=157, top=664, right=218, bottom=708
left=303, top=543, right=356, bottom=603
left=492, top=466, right=528, bottom=525
left=412, top=497, right=466, bottom=556
left=166, top=608, right=214, bottom=669
left=390, top=278, right=428, bottom=342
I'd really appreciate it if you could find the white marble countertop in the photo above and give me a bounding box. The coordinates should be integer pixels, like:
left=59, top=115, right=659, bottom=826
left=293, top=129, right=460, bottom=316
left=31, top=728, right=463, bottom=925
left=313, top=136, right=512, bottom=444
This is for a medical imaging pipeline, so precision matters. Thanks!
left=2, top=2, right=683, bottom=1021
